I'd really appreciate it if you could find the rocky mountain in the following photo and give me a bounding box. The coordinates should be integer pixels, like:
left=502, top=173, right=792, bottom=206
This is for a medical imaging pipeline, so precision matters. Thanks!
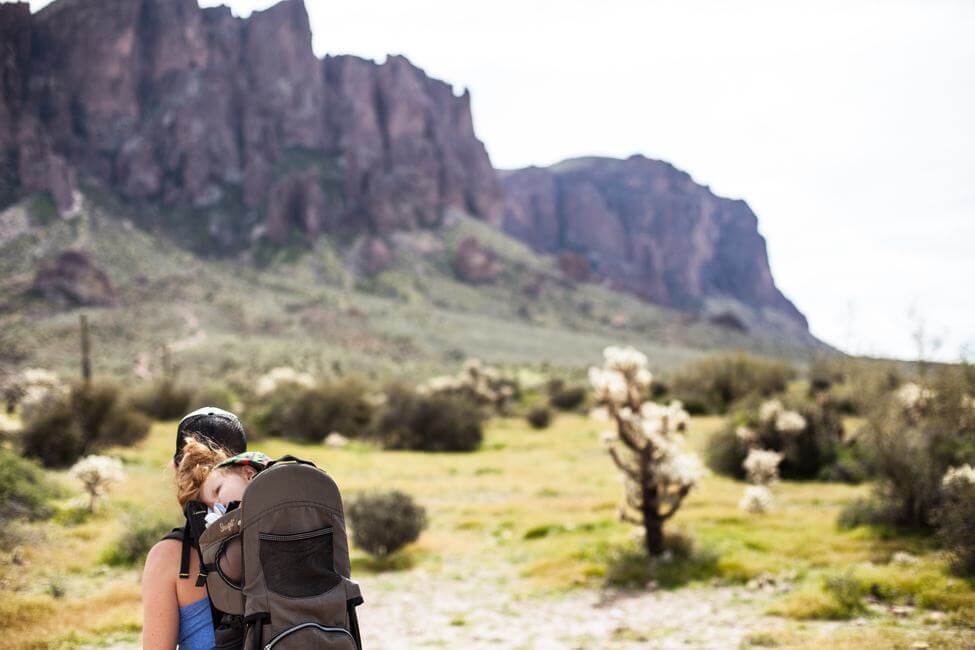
left=0, top=0, right=811, bottom=340
left=0, top=0, right=503, bottom=254
left=502, top=156, right=807, bottom=333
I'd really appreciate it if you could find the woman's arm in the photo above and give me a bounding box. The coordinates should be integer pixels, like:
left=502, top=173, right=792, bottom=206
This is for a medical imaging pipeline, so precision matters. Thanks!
left=141, top=540, right=180, bottom=649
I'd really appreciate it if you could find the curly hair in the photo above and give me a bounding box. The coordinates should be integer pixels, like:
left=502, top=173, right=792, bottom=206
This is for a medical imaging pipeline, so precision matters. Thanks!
left=175, top=435, right=231, bottom=507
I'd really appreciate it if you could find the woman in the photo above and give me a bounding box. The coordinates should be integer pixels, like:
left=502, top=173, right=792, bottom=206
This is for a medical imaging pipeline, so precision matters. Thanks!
left=141, top=407, right=248, bottom=649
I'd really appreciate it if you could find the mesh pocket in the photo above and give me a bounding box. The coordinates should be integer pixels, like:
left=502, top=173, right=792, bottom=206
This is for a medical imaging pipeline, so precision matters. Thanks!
left=259, top=527, right=340, bottom=598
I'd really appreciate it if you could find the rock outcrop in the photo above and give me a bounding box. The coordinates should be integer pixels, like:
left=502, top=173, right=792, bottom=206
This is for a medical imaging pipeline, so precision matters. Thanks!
left=452, top=237, right=502, bottom=284
left=501, top=156, right=808, bottom=331
left=31, top=250, right=118, bottom=306
left=0, top=0, right=503, bottom=245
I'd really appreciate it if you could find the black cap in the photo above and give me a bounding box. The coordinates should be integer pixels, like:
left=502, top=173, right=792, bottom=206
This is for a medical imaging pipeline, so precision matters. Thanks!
left=174, top=406, right=247, bottom=464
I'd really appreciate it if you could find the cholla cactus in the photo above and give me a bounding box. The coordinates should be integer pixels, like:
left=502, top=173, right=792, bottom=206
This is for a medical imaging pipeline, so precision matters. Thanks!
left=9, top=368, right=67, bottom=421
left=758, top=399, right=783, bottom=423
left=418, top=358, right=516, bottom=411
left=0, top=411, right=21, bottom=434
left=942, top=464, right=975, bottom=489
left=589, top=346, right=704, bottom=557
left=759, top=399, right=806, bottom=434
left=740, top=447, right=783, bottom=514
left=255, top=367, right=315, bottom=396
left=896, top=381, right=934, bottom=413
left=70, top=455, right=125, bottom=512
left=739, top=485, right=774, bottom=514
left=774, top=410, right=806, bottom=434
left=743, top=448, right=783, bottom=486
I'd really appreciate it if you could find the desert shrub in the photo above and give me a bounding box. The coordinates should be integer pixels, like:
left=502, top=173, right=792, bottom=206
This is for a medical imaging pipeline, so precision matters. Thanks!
left=548, top=385, right=586, bottom=411
left=933, top=467, right=975, bottom=576
left=190, top=382, right=240, bottom=412
left=836, top=497, right=897, bottom=530
left=21, top=400, right=86, bottom=468
left=604, top=532, right=719, bottom=589
left=823, top=572, right=868, bottom=616
left=347, top=490, right=427, bottom=558
left=126, top=380, right=193, bottom=420
left=706, top=396, right=844, bottom=481
left=248, top=378, right=373, bottom=442
left=816, top=449, right=870, bottom=484
left=809, top=357, right=904, bottom=416
left=0, top=447, right=59, bottom=523
left=373, top=385, right=483, bottom=452
left=102, top=512, right=172, bottom=567
left=847, top=367, right=975, bottom=529
left=526, top=406, right=552, bottom=429
left=670, top=353, right=796, bottom=415
left=21, top=380, right=150, bottom=467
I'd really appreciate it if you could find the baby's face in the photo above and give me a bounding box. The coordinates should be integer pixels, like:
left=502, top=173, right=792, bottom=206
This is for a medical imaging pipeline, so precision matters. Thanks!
left=199, top=467, right=253, bottom=509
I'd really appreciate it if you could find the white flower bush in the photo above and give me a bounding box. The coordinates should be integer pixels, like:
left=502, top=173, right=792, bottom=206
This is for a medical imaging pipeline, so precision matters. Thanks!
left=942, top=464, right=975, bottom=489
left=589, top=345, right=704, bottom=556
left=774, top=410, right=807, bottom=434
left=70, top=455, right=125, bottom=512
left=0, top=411, right=22, bottom=434
left=418, top=358, right=515, bottom=410
left=895, top=382, right=933, bottom=411
left=735, top=425, right=757, bottom=444
left=743, top=448, right=783, bottom=487
left=12, top=368, right=68, bottom=421
left=739, top=485, right=774, bottom=514
left=758, top=399, right=783, bottom=423
left=740, top=448, right=782, bottom=515
left=255, top=367, right=315, bottom=396
left=758, top=398, right=805, bottom=434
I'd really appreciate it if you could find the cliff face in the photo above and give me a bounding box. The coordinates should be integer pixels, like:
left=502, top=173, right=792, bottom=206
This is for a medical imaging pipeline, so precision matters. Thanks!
left=0, top=0, right=504, bottom=248
left=0, top=0, right=810, bottom=335
left=502, top=156, right=808, bottom=331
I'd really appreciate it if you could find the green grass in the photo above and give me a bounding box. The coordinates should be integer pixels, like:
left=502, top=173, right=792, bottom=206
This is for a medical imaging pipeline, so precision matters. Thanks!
left=2, top=414, right=973, bottom=647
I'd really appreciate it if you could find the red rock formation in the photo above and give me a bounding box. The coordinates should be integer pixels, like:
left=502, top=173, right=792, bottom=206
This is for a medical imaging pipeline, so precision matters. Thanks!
left=1, top=0, right=503, bottom=240
left=453, top=237, right=502, bottom=283
left=502, top=156, right=808, bottom=330
left=0, top=3, right=76, bottom=212
left=32, top=250, right=118, bottom=306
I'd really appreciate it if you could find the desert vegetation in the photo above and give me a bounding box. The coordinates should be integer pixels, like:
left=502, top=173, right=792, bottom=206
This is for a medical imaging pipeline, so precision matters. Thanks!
left=1, top=351, right=974, bottom=648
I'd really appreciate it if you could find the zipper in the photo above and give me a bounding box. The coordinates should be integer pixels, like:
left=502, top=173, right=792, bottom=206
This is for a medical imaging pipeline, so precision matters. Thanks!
left=258, top=526, right=333, bottom=542
left=263, top=622, right=354, bottom=649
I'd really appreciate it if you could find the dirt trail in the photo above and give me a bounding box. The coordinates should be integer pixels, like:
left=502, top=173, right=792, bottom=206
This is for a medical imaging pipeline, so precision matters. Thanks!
left=358, top=567, right=784, bottom=649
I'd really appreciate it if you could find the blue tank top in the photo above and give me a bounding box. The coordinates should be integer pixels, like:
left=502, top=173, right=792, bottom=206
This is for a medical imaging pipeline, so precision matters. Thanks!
left=178, top=596, right=215, bottom=649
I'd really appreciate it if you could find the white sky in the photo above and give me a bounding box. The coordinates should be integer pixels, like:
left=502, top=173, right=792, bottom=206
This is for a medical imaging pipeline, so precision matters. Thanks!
left=15, top=0, right=975, bottom=361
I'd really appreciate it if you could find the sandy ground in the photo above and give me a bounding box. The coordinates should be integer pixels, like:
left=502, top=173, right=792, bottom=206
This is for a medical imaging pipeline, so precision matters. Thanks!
left=358, top=570, right=781, bottom=649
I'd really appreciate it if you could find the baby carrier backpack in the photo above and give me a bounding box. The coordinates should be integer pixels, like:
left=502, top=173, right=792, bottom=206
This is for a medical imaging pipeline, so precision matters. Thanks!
left=199, top=455, right=364, bottom=649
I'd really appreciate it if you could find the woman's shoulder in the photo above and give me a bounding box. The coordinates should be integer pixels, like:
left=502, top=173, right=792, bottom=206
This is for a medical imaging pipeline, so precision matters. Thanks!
left=145, top=538, right=181, bottom=570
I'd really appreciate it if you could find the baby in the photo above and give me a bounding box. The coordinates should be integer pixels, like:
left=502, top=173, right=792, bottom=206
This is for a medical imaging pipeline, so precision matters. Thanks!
left=176, top=437, right=270, bottom=584
left=176, top=437, right=270, bottom=517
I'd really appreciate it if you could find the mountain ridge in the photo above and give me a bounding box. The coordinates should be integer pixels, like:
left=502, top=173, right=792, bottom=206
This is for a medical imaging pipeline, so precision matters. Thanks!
left=0, top=0, right=812, bottom=344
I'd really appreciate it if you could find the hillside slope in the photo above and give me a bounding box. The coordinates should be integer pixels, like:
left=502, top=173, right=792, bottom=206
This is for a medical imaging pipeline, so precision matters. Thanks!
left=0, top=190, right=825, bottom=381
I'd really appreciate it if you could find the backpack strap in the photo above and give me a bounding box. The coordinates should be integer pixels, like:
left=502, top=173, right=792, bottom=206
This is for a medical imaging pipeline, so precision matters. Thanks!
left=243, top=612, right=270, bottom=650
left=179, top=521, right=193, bottom=579
left=184, top=500, right=211, bottom=587
left=163, top=520, right=236, bottom=639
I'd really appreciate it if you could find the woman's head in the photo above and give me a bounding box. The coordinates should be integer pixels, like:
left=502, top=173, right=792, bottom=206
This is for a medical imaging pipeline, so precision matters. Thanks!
left=175, top=436, right=256, bottom=508
left=173, top=407, right=247, bottom=466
